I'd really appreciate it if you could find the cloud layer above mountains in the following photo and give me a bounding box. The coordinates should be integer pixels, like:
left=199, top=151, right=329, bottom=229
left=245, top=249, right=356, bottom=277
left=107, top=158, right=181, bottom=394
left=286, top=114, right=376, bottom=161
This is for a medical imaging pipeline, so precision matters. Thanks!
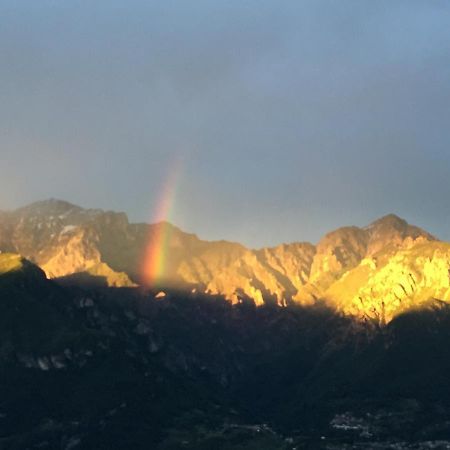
left=1, top=1, right=449, bottom=246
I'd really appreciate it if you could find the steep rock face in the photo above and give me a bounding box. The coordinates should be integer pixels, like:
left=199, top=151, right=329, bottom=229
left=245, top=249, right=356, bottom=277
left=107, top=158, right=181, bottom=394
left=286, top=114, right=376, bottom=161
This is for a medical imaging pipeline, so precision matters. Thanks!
left=204, top=243, right=316, bottom=306
left=308, top=226, right=369, bottom=291
left=293, top=215, right=435, bottom=305
left=176, top=240, right=248, bottom=289
left=40, top=227, right=102, bottom=278
left=0, top=200, right=136, bottom=286
left=206, top=250, right=285, bottom=306
left=256, top=242, right=316, bottom=293
left=327, top=241, right=450, bottom=323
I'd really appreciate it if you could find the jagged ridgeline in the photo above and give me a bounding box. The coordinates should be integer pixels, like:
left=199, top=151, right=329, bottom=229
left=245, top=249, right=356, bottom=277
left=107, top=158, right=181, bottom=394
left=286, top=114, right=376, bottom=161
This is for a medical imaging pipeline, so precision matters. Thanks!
left=4, top=202, right=450, bottom=449
left=1, top=199, right=449, bottom=322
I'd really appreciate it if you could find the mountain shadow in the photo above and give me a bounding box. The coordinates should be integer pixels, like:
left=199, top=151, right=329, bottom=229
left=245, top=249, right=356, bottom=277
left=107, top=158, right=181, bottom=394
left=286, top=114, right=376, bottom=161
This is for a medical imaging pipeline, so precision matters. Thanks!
left=2, top=256, right=450, bottom=448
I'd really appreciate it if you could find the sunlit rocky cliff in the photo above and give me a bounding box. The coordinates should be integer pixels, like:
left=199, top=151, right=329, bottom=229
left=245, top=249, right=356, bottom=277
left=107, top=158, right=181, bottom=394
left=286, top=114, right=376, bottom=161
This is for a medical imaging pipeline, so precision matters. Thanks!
left=1, top=199, right=448, bottom=322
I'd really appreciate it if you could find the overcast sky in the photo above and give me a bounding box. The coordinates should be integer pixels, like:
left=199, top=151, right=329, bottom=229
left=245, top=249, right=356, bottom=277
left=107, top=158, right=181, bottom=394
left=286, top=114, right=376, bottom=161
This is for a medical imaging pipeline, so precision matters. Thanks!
left=1, top=0, right=449, bottom=247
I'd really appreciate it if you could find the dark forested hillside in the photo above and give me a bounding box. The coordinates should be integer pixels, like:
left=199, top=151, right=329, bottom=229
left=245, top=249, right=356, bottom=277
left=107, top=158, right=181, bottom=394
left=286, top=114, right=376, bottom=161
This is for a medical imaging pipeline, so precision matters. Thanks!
left=2, top=254, right=450, bottom=449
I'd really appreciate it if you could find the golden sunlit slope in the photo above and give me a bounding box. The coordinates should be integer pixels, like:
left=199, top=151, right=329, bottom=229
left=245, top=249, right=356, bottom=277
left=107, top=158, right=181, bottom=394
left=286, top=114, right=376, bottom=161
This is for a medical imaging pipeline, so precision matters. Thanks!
left=294, top=215, right=435, bottom=304
left=326, top=241, right=450, bottom=323
left=0, top=200, right=137, bottom=287
left=0, top=253, right=49, bottom=288
left=202, top=242, right=316, bottom=306
left=0, top=253, right=25, bottom=274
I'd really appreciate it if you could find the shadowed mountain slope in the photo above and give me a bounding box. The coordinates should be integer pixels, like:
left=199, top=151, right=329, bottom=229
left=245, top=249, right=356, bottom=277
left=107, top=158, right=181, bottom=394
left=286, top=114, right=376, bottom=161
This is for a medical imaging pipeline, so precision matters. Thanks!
left=2, top=255, right=450, bottom=448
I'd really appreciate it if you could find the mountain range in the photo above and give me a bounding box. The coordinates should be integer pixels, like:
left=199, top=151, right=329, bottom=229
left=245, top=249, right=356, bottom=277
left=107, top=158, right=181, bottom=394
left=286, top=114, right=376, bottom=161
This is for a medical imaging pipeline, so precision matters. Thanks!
left=1, top=199, right=449, bottom=323
left=3, top=200, right=450, bottom=448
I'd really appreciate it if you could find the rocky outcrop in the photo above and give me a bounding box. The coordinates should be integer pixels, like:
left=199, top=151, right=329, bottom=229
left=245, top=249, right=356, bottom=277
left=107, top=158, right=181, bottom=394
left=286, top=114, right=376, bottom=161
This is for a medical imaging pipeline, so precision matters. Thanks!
left=327, top=242, right=450, bottom=323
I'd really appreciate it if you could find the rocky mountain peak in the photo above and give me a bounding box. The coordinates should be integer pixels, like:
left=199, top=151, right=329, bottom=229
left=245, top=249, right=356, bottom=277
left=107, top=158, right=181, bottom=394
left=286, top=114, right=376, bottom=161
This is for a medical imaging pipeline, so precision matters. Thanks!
left=365, top=214, right=436, bottom=256
left=367, top=213, right=406, bottom=228
left=13, top=199, right=108, bottom=226
left=15, top=199, right=83, bottom=217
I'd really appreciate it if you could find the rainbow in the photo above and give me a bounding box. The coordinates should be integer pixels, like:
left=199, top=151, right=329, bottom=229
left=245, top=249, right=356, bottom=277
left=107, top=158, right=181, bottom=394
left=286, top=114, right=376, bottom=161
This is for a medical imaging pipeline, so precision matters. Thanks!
left=141, top=159, right=182, bottom=287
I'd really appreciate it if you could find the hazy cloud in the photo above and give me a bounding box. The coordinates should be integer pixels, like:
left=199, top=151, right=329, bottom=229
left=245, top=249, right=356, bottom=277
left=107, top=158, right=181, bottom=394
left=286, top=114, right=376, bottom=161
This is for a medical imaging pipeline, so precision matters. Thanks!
left=1, top=0, right=449, bottom=246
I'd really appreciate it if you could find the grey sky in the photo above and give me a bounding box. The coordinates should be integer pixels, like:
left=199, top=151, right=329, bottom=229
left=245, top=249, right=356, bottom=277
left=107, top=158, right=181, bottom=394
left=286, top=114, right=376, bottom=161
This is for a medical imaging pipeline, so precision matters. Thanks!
left=1, top=0, right=450, bottom=247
